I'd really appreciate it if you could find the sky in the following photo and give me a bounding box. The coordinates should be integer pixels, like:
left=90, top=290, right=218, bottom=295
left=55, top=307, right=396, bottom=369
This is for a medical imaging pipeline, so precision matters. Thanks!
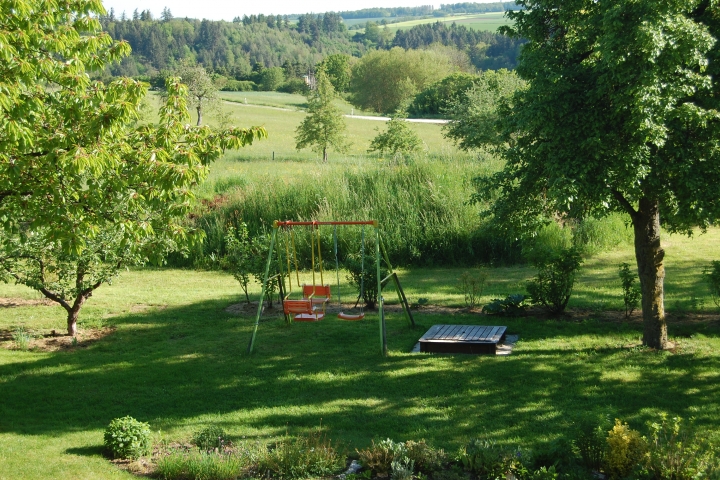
left=100, top=0, right=499, bottom=21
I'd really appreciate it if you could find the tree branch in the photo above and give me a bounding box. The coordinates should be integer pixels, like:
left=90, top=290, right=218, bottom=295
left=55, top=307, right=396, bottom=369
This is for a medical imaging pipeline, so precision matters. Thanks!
left=612, top=189, right=638, bottom=220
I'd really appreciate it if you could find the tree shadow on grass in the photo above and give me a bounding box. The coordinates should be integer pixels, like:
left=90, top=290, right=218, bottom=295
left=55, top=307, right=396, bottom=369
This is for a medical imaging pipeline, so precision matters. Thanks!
left=0, top=297, right=718, bottom=449
left=65, top=445, right=105, bottom=457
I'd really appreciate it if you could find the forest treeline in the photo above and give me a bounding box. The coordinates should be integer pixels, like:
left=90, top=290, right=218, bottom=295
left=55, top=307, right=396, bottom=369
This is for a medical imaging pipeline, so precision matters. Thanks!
left=332, top=2, right=519, bottom=19
left=100, top=12, right=522, bottom=79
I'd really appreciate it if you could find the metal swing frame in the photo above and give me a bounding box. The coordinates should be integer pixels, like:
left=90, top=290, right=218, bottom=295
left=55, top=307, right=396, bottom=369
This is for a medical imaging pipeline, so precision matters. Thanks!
left=246, top=220, right=415, bottom=356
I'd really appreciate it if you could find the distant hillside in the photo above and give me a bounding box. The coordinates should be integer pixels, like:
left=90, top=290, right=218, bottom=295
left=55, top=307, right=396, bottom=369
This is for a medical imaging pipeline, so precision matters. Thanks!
left=100, top=9, right=522, bottom=80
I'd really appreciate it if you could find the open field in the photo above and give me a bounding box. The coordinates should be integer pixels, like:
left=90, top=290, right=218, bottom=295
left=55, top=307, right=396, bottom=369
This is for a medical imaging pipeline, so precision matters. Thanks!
left=2, top=230, right=720, bottom=479
left=377, top=12, right=512, bottom=34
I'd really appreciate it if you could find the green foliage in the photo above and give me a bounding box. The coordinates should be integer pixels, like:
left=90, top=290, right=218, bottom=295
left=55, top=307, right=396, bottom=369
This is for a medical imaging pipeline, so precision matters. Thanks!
left=193, top=426, right=229, bottom=452
left=277, top=78, right=309, bottom=95
left=259, top=67, right=285, bottom=91
left=443, top=69, right=525, bottom=151
left=295, top=72, right=349, bottom=162
left=532, top=438, right=578, bottom=474
left=350, top=48, right=455, bottom=114
left=345, top=253, right=388, bottom=310
left=258, top=430, right=344, bottom=480
left=618, top=263, right=641, bottom=320
left=358, top=438, right=407, bottom=476
left=409, top=73, right=481, bottom=117
left=645, top=414, right=720, bottom=480
left=155, top=449, right=250, bottom=480
left=11, top=327, right=32, bottom=352
left=368, top=113, right=423, bottom=160
left=0, top=0, right=266, bottom=335
left=526, top=466, right=559, bottom=480
left=221, top=80, right=256, bottom=92
left=526, top=247, right=583, bottom=314
left=172, top=63, right=220, bottom=125
left=317, top=54, right=354, bottom=93
left=391, top=456, right=415, bottom=480
left=103, top=416, right=151, bottom=460
left=222, top=223, right=255, bottom=304
left=604, top=420, right=647, bottom=480
left=703, top=260, right=720, bottom=308
left=457, top=269, right=488, bottom=308
left=574, top=422, right=607, bottom=472
left=458, top=437, right=530, bottom=479
left=482, top=294, right=527, bottom=316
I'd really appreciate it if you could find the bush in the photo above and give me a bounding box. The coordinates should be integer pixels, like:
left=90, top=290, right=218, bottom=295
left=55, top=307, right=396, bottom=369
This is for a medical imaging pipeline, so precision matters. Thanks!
left=574, top=422, right=606, bottom=472
left=404, top=439, right=447, bottom=474
left=458, top=437, right=529, bottom=479
left=357, top=438, right=407, bottom=476
left=532, top=437, right=578, bottom=473
left=645, top=414, right=720, bottom=480
left=618, top=263, right=641, bottom=319
left=604, top=419, right=647, bottom=479
left=258, top=430, right=344, bottom=479
left=704, top=260, right=720, bottom=308
left=221, top=79, right=256, bottom=91
left=277, top=77, right=310, bottom=94
left=482, top=294, right=527, bottom=316
left=457, top=269, right=489, bottom=308
left=103, top=416, right=151, bottom=459
left=345, top=253, right=388, bottom=309
left=193, top=425, right=229, bottom=452
left=526, top=246, right=583, bottom=314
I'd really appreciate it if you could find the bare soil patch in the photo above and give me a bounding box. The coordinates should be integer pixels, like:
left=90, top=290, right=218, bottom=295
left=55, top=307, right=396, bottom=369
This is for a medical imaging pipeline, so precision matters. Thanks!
left=0, top=327, right=115, bottom=352
left=0, top=297, right=54, bottom=308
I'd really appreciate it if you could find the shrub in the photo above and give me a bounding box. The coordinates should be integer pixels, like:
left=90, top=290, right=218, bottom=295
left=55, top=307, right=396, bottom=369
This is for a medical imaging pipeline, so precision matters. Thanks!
left=391, top=456, right=415, bottom=480
left=574, top=422, right=606, bottom=472
left=532, top=437, right=578, bottom=473
left=221, top=80, right=256, bottom=92
left=193, top=425, right=229, bottom=452
left=482, top=294, right=527, bottom=316
left=103, top=416, right=151, bottom=459
left=258, top=430, right=344, bottom=479
left=526, top=246, right=583, bottom=314
left=345, top=253, right=388, bottom=309
left=458, top=437, right=529, bottom=479
left=404, top=439, right=447, bottom=474
left=703, top=260, right=720, bottom=308
left=645, top=414, right=720, bottom=480
left=618, top=263, right=641, bottom=319
left=527, top=465, right=559, bottom=480
left=457, top=269, right=488, bottom=308
left=11, top=326, right=32, bottom=351
left=358, top=438, right=406, bottom=476
left=278, top=77, right=309, bottom=94
left=604, top=419, right=647, bottom=479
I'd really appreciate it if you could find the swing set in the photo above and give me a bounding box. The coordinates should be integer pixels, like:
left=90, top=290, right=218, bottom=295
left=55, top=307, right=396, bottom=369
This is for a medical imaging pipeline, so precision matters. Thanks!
left=247, top=220, right=415, bottom=356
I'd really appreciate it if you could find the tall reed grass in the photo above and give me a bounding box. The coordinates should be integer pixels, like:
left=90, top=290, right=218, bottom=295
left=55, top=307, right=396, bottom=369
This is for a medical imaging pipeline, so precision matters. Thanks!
left=172, top=154, right=633, bottom=268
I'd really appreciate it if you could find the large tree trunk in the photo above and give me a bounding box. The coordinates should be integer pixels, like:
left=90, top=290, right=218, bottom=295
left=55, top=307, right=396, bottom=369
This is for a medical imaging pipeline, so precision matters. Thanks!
left=632, top=197, right=668, bottom=349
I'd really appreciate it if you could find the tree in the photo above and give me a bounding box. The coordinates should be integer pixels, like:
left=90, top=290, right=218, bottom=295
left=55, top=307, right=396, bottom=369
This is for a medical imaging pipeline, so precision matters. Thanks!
left=317, top=53, right=354, bottom=93
left=258, top=66, right=285, bottom=91
left=173, top=63, right=219, bottom=126
left=0, top=0, right=267, bottom=336
left=443, top=69, right=526, bottom=151
left=368, top=113, right=423, bottom=160
left=477, top=0, right=720, bottom=349
left=350, top=47, right=454, bottom=114
left=295, top=72, right=349, bottom=162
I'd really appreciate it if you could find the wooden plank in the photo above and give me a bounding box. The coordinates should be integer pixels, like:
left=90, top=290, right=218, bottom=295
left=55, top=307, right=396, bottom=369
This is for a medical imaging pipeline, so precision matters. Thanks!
left=420, top=324, right=445, bottom=341
left=490, top=326, right=507, bottom=343
left=434, top=324, right=456, bottom=339
left=459, top=325, right=481, bottom=341
left=446, top=325, right=466, bottom=341
left=484, top=326, right=500, bottom=342
left=473, top=326, right=493, bottom=341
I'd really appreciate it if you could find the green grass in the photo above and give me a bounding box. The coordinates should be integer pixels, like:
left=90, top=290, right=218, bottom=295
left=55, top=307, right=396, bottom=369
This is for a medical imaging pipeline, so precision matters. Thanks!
left=385, top=12, right=512, bottom=34
left=2, top=231, right=720, bottom=479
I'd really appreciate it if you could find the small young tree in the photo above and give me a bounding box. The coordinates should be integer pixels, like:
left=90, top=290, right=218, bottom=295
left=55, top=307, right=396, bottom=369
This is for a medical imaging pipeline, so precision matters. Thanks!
left=223, top=223, right=254, bottom=304
left=173, top=63, right=219, bottom=125
left=368, top=112, right=423, bottom=161
left=295, top=71, right=349, bottom=162
left=619, top=262, right=641, bottom=319
left=526, top=247, right=583, bottom=314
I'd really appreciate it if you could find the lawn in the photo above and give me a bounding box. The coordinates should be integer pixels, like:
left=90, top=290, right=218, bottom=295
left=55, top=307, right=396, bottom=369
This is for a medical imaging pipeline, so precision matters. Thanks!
left=1, top=231, right=720, bottom=479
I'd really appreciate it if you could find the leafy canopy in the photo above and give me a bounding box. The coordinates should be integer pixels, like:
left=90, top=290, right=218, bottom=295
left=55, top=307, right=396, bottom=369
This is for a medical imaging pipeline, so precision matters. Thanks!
left=0, top=0, right=266, bottom=333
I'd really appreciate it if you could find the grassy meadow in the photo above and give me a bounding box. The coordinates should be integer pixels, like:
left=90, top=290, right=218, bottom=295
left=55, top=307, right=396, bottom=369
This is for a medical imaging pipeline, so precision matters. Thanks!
left=345, top=12, right=513, bottom=34
left=2, top=92, right=720, bottom=479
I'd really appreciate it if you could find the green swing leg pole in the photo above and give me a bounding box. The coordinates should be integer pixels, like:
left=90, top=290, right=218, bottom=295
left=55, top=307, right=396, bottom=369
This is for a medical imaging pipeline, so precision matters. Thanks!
left=376, top=222, right=387, bottom=356
left=379, top=238, right=415, bottom=327
left=247, top=225, right=278, bottom=354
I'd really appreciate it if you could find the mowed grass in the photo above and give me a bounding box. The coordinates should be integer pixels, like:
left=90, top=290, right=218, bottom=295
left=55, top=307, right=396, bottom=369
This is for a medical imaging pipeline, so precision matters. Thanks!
left=2, top=231, right=720, bottom=479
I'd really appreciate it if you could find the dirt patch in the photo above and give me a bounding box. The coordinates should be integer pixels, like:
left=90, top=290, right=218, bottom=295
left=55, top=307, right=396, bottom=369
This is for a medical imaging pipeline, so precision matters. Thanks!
left=0, top=297, right=55, bottom=308
left=130, top=304, right=168, bottom=313
left=1, top=327, right=115, bottom=352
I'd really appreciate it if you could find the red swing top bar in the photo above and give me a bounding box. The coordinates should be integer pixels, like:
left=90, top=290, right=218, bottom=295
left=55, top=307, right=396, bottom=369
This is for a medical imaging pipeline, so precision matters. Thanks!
left=273, top=220, right=378, bottom=227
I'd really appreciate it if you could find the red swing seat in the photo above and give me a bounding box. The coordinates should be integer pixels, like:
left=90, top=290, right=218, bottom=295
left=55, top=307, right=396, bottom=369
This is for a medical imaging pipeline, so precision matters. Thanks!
left=283, top=299, right=325, bottom=322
